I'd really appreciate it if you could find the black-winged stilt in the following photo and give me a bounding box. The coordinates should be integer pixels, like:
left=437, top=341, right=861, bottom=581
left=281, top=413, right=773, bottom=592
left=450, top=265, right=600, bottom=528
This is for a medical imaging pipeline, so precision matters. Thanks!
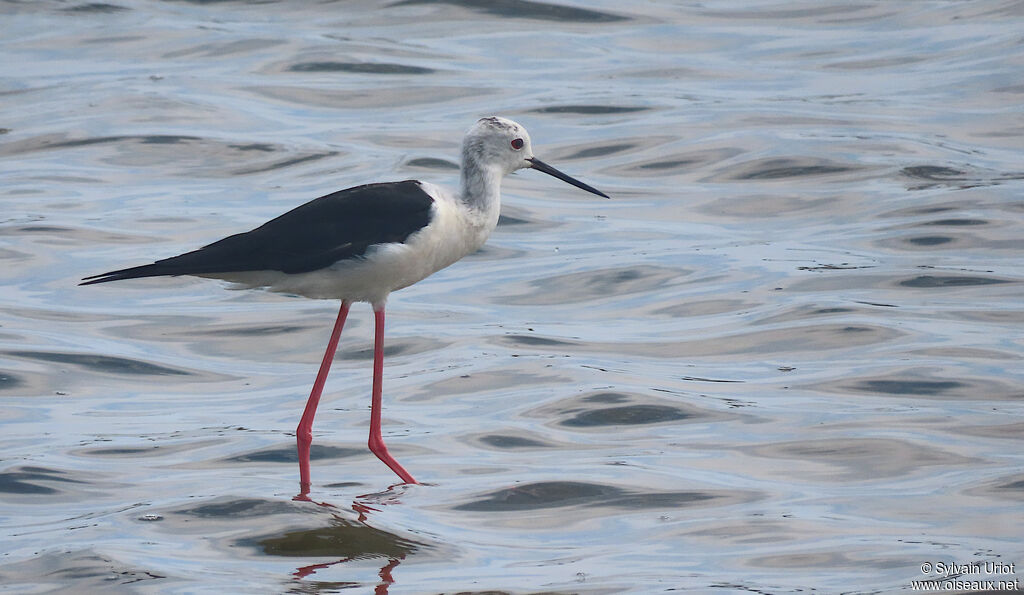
left=81, top=116, right=608, bottom=489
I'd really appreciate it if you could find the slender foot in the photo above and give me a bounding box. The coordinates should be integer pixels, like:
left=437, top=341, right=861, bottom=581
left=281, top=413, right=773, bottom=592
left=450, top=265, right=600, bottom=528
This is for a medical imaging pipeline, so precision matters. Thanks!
left=369, top=307, right=418, bottom=484
left=296, top=301, right=350, bottom=494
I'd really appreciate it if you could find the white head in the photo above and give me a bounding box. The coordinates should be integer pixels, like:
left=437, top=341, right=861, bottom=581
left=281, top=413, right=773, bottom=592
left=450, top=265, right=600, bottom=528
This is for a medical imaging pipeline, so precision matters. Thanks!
left=462, top=116, right=534, bottom=175
left=461, top=116, right=608, bottom=198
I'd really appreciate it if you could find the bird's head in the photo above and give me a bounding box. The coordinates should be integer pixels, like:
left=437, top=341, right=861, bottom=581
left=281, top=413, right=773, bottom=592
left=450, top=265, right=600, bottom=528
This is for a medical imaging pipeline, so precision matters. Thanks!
left=463, top=116, right=534, bottom=175
left=462, top=116, right=608, bottom=198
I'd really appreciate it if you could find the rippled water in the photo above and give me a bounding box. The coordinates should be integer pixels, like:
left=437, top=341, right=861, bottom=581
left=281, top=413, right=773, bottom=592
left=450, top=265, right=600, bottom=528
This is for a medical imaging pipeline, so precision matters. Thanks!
left=2, top=1, right=1023, bottom=593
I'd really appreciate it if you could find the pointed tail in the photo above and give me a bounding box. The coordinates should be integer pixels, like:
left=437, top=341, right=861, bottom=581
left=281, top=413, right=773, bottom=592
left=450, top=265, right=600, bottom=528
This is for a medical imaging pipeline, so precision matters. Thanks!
left=80, top=264, right=178, bottom=286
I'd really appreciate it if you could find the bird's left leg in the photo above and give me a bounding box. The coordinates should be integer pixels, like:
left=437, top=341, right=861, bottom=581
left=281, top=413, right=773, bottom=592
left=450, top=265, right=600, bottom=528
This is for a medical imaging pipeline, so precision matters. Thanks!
left=368, top=306, right=418, bottom=484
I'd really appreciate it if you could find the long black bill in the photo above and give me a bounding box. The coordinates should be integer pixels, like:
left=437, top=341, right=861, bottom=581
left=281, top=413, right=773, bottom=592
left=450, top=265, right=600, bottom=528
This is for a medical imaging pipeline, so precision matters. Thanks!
left=527, top=157, right=609, bottom=198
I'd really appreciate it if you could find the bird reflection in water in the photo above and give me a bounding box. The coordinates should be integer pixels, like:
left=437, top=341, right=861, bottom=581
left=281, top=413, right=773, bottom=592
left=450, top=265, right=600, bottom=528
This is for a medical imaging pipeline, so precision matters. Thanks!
left=264, top=486, right=421, bottom=593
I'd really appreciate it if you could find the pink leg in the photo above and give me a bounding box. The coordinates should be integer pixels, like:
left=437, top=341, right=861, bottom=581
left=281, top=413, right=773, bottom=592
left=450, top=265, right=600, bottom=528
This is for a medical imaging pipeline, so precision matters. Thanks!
left=369, top=307, right=418, bottom=484
left=297, top=300, right=350, bottom=493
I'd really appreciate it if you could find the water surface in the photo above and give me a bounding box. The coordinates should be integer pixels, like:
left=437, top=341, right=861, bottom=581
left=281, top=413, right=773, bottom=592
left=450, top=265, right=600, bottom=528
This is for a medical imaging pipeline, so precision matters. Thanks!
left=2, top=1, right=1023, bottom=593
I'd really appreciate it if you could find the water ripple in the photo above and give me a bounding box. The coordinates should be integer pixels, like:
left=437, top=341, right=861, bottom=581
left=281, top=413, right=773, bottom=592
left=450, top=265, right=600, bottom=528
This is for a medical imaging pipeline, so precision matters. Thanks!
left=454, top=481, right=739, bottom=512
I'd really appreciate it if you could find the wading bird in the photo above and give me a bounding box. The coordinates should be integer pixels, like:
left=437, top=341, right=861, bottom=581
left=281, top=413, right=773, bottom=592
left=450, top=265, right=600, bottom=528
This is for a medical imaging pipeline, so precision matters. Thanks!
left=82, top=116, right=609, bottom=490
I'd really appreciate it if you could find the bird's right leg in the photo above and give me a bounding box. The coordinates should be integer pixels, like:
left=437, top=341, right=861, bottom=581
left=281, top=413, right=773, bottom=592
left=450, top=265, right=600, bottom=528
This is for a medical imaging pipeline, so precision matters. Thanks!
left=296, top=300, right=350, bottom=496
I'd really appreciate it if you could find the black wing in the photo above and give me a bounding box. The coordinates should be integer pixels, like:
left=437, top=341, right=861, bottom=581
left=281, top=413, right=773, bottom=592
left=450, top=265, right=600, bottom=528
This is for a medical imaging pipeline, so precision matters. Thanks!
left=81, top=180, right=435, bottom=285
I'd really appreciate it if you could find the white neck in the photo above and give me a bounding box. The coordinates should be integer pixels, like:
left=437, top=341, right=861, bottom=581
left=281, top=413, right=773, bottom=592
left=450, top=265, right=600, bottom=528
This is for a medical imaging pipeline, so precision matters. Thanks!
left=459, top=157, right=503, bottom=214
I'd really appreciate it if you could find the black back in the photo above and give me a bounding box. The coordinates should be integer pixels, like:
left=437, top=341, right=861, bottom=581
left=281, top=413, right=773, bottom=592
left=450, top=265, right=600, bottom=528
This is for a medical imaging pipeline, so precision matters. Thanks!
left=81, top=180, right=435, bottom=285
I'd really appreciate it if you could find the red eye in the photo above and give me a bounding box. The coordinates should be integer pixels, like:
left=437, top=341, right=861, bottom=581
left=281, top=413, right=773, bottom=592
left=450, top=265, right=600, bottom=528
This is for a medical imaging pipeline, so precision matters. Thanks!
left=510, top=138, right=524, bottom=150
